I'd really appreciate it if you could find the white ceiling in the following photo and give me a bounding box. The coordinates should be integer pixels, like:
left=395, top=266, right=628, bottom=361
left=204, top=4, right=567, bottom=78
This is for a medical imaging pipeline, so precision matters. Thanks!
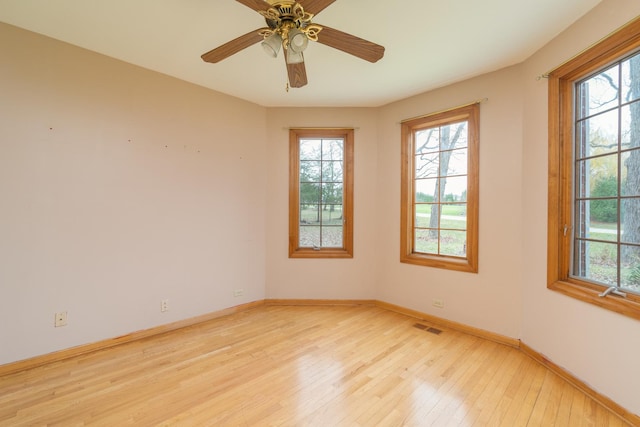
left=0, top=0, right=601, bottom=107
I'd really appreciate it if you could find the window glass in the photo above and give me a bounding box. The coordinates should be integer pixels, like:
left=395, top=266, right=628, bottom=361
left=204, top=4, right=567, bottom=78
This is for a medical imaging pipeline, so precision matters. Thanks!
left=572, top=52, right=640, bottom=295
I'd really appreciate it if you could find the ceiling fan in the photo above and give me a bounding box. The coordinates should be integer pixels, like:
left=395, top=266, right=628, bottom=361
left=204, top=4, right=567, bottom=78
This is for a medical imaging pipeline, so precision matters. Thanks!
left=201, top=0, right=385, bottom=88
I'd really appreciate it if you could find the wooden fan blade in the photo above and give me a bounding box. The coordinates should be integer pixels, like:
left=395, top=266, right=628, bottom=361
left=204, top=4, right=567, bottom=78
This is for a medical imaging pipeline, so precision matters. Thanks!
left=316, top=25, right=385, bottom=63
left=285, top=55, right=308, bottom=88
left=201, top=29, right=267, bottom=63
left=297, top=0, right=336, bottom=15
left=235, top=0, right=269, bottom=12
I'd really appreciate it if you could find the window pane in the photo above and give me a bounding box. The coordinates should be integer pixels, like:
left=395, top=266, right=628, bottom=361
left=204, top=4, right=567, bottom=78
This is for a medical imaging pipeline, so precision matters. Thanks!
left=440, top=122, right=468, bottom=150
left=415, top=229, right=438, bottom=254
left=300, top=139, right=321, bottom=160
left=300, top=183, right=320, bottom=205
left=442, top=204, right=467, bottom=230
left=415, top=178, right=438, bottom=203
left=322, top=160, right=343, bottom=182
left=576, top=65, right=619, bottom=119
left=415, top=152, right=439, bottom=178
left=439, top=230, right=467, bottom=257
left=621, top=52, right=640, bottom=105
left=321, top=183, right=342, bottom=205
left=575, top=157, right=618, bottom=200
left=441, top=148, right=467, bottom=177
left=322, top=226, right=343, bottom=247
left=413, top=120, right=469, bottom=257
left=442, top=176, right=467, bottom=201
left=322, top=139, right=343, bottom=160
left=300, top=204, right=320, bottom=224
left=416, top=204, right=438, bottom=228
left=297, top=137, right=346, bottom=250
left=300, top=225, right=320, bottom=247
left=576, top=109, right=619, bottom=159
left=415, top=128, right=440, bottom=155
left=321, top=204, right=343, bottom=224
left=621, top=245, right=640, bottom=293
left=575, top=200, right=618, bottom=242
left=572, top=240, right=618, bottom=286
left=300, top=161, right=321, bottom=182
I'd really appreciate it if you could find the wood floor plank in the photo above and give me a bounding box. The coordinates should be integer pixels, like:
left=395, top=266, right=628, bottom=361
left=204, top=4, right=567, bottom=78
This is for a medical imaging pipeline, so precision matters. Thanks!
left=0, top=305, right=631, bottom=426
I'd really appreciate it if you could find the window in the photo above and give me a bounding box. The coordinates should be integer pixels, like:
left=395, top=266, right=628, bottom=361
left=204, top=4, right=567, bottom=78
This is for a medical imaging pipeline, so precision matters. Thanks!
left=548, top=18, right=640, bottom=320
left=400, top=103, right=479, bottom=272
left=289, top=128, right=353, bottom=258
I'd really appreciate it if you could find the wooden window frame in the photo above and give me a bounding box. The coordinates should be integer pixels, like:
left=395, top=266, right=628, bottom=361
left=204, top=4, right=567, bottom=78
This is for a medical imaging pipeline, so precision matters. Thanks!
left=547, top=18, right=640, bottom=321
left=400, top=103, right=480, bottom=272
left=289, top=128, right=354, bottom=258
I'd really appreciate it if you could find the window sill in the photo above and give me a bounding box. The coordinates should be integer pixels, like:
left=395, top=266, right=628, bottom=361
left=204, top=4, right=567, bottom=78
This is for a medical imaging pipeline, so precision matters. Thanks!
left=289, top=248, right=353, bottom=259
left=400, top=253, right=477, bottom=273
left=548, top=280, right=640, bottom=322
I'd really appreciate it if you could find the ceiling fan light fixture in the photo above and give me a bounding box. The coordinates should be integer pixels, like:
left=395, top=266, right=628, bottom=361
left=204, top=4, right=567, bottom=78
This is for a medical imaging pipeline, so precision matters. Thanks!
left=288, top=28, right=308, bottom=53
left=261, top=33, right=282, bottom=58
left=286, top=49, right=304, bottom=64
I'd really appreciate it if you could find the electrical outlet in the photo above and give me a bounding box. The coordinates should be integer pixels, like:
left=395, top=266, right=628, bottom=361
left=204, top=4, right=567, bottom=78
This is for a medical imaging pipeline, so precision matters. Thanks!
left=54, top=311, right=67, bottom=327
left=432, top=299, right=444, bottom=308
left=161, top=299, right=169, bottom=312
left=233, top=289, right=244, bottom=297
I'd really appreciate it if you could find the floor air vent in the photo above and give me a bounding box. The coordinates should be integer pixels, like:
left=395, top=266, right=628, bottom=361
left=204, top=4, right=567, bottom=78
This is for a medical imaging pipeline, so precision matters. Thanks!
left=413, top=324, right=443, bottom=335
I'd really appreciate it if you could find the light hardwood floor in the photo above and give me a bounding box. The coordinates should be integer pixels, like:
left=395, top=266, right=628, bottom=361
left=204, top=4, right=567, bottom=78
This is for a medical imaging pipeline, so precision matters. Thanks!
left=0, top=305, right=630, bottom=426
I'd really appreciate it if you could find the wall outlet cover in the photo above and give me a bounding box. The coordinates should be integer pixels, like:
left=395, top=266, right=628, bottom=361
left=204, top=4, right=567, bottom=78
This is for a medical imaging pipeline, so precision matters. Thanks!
left=54, top=311, right=68, bottom=327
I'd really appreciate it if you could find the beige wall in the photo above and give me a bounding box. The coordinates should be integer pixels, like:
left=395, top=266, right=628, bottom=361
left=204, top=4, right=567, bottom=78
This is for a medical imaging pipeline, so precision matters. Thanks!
left=1, top=0, right=639, bottom=415
left=0, top=23, right=268, bottom=364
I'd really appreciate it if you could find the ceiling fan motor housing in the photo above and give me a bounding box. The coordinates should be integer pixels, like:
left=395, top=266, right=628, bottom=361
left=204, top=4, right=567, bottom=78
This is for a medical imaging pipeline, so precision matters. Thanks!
left=268, top=1, right=299, bottom=20
left=261, top=2, right=319, bottom=35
